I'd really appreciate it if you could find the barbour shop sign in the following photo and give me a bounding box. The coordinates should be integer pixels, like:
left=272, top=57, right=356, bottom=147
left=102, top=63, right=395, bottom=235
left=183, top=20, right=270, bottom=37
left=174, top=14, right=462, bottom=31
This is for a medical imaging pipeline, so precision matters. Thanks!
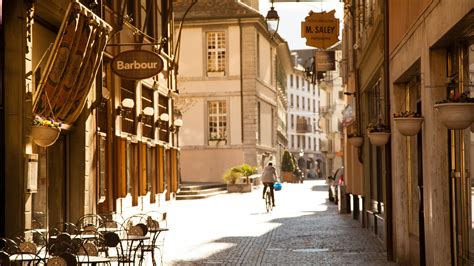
left=112, top=50, right=164, bottom=80
left=301, top=10, right=340, bottom=49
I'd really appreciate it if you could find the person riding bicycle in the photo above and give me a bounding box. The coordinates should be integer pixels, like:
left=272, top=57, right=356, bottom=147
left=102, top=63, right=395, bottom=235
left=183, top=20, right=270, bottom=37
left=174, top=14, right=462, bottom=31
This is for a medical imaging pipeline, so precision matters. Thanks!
left=261, top=162, right=278, bottom=207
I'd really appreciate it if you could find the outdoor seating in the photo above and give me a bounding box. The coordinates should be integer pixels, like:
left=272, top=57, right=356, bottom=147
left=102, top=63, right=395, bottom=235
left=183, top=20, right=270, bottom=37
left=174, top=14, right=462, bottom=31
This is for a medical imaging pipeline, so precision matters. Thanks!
left=77, top=214, right=104, bottom=230
left=103, top=230, right=138, bottom=265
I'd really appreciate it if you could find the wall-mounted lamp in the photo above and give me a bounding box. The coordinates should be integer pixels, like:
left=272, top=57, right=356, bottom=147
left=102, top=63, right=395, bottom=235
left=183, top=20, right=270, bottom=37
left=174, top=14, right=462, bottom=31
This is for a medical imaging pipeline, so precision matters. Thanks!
left=265, top=0, right=280, bottom=39
left=156, top=113, right=170, bottom=129
left=117, top=98, right=135, bottom=116
left=138, top=106, right=154, bottom=123
left=170, top=118, right=184, bottom=133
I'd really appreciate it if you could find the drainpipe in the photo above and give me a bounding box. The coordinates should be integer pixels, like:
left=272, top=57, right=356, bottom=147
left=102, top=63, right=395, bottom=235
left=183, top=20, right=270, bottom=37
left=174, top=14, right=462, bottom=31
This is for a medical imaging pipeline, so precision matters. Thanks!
left=383, top=0, right=394, bottom=261
left=239, top=18, right=244, bottom=143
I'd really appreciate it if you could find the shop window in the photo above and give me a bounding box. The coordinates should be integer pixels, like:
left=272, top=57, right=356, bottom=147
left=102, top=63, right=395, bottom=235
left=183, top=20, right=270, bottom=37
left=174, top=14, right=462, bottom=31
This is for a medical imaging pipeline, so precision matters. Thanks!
left=121, top=80, right=136, bottom=135
left=208, top=100, right=227, bottom=141
left=158, top=95, right=169, bottom=142
left=141, top=85, right=154, bottom=139
left=207, top=31, right=226, bottom=75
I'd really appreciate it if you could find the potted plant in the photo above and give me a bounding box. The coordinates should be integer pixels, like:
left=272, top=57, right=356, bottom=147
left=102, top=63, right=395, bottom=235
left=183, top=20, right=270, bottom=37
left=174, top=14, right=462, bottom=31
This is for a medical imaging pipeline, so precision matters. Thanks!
left=31, top=115, right=61, bottom=147
left=223, top=164, right=257, bottom=193
left=347, top=132, right=363, bottom=147
left=434, top=90, right=474, bottom=130
left=281, top=150, right=296, bottom=183
left=366, top=120, right=390, bottom=146
left=393, top=111, right=424, bottom=136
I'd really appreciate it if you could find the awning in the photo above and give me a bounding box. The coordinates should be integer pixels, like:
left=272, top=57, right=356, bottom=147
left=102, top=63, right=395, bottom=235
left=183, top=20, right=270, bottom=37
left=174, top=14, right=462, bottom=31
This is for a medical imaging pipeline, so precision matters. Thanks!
left=33, top=0, right=112, bottom=125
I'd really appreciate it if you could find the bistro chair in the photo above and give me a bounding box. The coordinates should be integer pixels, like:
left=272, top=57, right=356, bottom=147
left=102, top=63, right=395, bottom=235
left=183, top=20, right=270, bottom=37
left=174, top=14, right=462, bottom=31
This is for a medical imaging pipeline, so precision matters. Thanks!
left=77, top=214, right=104, bottom=230
left=0, top=251, right=10, bottom=265
left=103, top=230, right=137, bottom=265
left=143, top=211, right=168, bottom=265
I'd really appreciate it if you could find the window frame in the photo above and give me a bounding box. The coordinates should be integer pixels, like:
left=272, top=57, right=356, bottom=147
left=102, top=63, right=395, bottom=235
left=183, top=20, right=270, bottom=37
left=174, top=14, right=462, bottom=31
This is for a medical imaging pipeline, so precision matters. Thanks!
left=206, top=31, right=226, bottom=76
left=207, top=100, right=228, bottom=142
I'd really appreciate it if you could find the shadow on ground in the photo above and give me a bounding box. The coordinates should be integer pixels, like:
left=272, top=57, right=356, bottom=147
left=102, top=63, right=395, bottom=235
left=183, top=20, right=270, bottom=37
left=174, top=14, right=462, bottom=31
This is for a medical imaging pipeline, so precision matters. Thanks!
left=167, top=199, right=392, bottom=265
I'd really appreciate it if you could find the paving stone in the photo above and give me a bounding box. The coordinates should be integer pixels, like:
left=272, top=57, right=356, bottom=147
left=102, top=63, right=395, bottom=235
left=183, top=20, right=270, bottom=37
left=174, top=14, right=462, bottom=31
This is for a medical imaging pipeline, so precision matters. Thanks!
left=161, top=180, right=396, bottom=265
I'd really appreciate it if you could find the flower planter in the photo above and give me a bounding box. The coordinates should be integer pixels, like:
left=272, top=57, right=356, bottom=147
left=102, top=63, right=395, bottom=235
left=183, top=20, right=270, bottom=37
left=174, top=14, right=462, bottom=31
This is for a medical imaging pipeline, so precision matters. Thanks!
left=394, top=117, right=424, bottom=136
left=348, top=136, right=363, bottom=147
left=31, top=126, right=60, bottom=147
left=367, top=132, right=390, bottom=146
left=227, top=183, right=252, bottom=193
left=434, top=103, right=474, bottom=130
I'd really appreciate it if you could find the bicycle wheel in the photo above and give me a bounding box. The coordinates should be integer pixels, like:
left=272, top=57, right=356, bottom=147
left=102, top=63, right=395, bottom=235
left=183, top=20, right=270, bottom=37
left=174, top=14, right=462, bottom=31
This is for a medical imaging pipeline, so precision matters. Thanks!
left=265, top=190, right=272, bottom=212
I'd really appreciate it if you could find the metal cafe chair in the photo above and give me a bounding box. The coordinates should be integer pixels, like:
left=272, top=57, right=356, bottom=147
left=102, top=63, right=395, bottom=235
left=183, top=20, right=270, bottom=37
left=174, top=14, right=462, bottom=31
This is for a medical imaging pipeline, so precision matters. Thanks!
left=77, top=214, right=104, bottom=231
left=103, top=230, right=139, bottom=265
left=134, top=211, right=169, bottom=266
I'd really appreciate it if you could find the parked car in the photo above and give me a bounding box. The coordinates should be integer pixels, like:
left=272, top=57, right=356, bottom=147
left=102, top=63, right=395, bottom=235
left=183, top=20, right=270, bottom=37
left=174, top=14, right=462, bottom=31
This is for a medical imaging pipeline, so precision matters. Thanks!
left=326, top=167, right=344, bottom=203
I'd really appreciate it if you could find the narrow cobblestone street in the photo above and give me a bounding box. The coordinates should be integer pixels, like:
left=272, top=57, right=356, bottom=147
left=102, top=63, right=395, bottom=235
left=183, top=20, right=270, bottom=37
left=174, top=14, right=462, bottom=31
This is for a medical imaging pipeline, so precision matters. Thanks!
left=161, top=180, right=395, bottom=265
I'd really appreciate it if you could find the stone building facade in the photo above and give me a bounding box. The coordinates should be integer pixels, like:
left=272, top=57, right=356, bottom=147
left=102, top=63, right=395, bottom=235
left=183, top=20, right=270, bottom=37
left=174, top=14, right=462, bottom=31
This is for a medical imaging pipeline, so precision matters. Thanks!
left=174, top=0, right=292, bottom=183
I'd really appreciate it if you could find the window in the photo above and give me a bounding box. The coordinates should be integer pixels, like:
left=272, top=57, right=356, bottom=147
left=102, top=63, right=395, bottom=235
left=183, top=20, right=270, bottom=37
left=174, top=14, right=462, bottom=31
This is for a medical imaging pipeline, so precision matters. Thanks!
left=290, top=114, right=294, bottom=129
left=121, top=79, right=136, bottom=134
left=296, top=75, right=299, bottom=88
left=290, top=74, right=293, bottom=87
left=207, top=32, right=226, bottom=73
left=302, top=97, right=305, bottom=110
left=158, top=95, right=169, bottom=142
left=313, top=99, right=316, bottom=113
left=291, top=135, right=294, bottom=148
left=290, top=94, right=294, bottom=107
left=141, top=86, right=154, bottom=139
left=208, top=101, right=227, bottom=140
left=308, top=98, right=310, bottom=111
left=296, top=96, right=299, bottom=108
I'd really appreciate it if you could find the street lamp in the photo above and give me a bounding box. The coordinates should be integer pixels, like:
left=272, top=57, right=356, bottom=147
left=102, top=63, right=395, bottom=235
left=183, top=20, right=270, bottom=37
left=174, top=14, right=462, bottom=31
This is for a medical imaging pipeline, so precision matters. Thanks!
left=265, top=0, right=280, bottom=38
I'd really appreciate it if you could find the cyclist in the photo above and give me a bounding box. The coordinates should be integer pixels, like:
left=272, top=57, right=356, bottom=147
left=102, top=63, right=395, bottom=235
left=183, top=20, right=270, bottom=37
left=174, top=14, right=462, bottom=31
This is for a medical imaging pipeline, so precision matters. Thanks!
left=261, top=162, right=278, bottom=207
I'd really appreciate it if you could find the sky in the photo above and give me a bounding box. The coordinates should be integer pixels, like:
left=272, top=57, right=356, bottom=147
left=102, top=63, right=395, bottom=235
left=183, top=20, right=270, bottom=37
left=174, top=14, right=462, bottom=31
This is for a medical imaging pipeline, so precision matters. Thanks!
left=258, top=0, right=344, bottom=50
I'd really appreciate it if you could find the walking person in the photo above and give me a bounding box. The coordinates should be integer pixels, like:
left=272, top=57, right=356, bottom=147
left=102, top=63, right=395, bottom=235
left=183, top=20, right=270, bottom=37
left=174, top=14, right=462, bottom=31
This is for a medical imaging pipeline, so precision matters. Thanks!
left=261, top=162, right=278, bottom=207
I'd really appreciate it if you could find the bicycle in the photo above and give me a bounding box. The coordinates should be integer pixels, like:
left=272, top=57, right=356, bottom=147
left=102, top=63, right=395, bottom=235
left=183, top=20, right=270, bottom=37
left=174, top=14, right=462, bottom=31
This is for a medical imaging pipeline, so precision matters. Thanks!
left=264, top=186, right=273, bottom=213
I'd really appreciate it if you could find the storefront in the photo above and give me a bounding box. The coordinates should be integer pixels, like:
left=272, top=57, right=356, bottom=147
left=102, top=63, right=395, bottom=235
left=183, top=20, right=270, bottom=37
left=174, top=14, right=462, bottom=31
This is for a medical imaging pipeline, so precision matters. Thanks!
left=2, top=0, right=180, bottom=236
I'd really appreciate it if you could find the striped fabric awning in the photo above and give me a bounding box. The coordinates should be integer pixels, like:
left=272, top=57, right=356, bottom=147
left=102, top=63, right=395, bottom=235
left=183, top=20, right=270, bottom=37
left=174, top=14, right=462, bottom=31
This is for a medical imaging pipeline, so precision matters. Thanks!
left=32, top=0, right=112, bottom=125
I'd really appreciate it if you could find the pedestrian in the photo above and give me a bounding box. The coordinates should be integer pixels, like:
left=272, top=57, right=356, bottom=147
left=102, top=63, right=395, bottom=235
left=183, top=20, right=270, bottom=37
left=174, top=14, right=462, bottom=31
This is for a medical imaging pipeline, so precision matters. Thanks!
left=261, top=162, right=278, bottom=207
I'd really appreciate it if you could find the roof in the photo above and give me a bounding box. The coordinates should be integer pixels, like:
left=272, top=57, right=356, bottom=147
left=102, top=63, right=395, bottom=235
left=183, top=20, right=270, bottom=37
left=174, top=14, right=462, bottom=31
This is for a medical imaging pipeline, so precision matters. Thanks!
left=173, top=0, right=262, bottom=21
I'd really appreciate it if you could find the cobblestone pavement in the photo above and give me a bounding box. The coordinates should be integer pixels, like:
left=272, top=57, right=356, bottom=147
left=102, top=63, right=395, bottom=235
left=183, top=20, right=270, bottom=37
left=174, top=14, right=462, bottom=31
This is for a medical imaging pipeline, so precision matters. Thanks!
left=160, top=180, right=396, bottom=265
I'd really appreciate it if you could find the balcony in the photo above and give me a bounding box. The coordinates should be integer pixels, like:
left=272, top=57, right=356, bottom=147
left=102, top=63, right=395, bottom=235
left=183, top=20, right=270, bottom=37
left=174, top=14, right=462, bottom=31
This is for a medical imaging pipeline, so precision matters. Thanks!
left=296, top=118, right=311, bottom=133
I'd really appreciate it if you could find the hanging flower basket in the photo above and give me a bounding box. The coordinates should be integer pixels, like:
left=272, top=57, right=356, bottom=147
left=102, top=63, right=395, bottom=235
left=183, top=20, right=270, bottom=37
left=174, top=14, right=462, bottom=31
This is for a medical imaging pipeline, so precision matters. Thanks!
left=367, top=132, right=391, bottom=146
left=348, top=136, right=364, bottom=147
left=394, top=117, right=424, bottom=136
left=31, top=115, right=62, bottom=147
left=434, top=103, right=474, bottom=130
left=31, top=126, right=60, bottom=147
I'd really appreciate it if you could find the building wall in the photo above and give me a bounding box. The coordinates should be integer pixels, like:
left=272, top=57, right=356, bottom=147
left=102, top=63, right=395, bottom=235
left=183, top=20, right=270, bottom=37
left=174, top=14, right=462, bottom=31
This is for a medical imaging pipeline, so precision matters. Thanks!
left=178, top=17, right=280, bottom=182
left=389, top=0, right=474, bottom=264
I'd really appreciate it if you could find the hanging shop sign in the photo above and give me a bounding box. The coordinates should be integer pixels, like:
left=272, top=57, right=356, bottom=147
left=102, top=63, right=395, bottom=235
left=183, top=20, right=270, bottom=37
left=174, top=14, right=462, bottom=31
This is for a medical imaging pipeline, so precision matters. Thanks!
left=315, top=51, right=335, bottom=71
left=111, top=50, right=164, bottom=80
left=301, top=10, right=339, bottom=49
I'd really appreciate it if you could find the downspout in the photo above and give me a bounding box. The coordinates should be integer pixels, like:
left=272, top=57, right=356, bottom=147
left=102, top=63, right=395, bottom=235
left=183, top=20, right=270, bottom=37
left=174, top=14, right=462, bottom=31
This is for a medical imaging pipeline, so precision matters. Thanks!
left=383, top=0, right=394, bottom=261
left=239, top=18, right=244, bottom=143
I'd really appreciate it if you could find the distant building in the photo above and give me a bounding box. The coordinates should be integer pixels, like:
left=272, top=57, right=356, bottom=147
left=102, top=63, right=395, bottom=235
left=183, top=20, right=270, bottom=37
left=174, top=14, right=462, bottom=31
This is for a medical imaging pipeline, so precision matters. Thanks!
left=288, top=46, right=344, bottom=180
left=174, top=0, right=292, bottom=183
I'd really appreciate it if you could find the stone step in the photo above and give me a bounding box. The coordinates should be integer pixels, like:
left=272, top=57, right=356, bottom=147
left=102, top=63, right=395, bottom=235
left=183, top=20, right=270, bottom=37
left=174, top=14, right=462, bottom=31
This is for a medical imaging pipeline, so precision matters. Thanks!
left=176, top=183, right=228, bottom=200
left=179, top=183, right=226, bottom=191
